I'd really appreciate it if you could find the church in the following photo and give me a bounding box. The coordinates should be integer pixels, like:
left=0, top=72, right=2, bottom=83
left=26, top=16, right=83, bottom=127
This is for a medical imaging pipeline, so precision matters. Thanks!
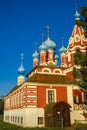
left=4, top=8, right=87, bottom=128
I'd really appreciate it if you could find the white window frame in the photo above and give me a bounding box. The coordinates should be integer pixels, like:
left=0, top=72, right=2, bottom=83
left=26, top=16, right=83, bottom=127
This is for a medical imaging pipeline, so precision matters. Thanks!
left=46, top=89, right=56, bottom=104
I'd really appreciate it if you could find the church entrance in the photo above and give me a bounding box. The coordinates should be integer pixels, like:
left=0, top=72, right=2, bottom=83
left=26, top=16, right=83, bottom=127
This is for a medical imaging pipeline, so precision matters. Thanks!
left=45, top=101, right=71, bottom=128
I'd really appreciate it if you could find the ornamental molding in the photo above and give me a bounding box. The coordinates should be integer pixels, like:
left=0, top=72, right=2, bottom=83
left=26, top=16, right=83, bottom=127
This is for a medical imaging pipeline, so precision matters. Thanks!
left=53, top=68, right=63, bottom=74
left=66, top=45, right=86, bottom=54
left=42, top=67, right=51, bottom=74
left=63, top=66, right=73, bottom=73
left=47, top=60, right=55, bottom=65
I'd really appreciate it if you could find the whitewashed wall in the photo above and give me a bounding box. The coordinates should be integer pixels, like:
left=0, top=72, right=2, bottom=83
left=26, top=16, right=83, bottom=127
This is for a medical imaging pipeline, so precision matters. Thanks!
left=4, top=108, right=44, bottom=127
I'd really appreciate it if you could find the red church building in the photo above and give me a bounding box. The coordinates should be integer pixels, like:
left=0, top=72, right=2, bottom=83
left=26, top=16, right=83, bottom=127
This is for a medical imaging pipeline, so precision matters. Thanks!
left=4, top=9, right=87, bottom=128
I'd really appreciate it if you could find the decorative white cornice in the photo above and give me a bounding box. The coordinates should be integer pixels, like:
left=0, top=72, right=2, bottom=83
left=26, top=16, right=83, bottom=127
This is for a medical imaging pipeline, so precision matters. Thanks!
left=42, top=67, right=51, bottom=73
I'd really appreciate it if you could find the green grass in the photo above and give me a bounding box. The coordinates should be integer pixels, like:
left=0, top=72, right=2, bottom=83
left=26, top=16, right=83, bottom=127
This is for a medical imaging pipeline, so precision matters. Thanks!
left=0, top=115, right=65, bottom=130
left=1, top=115, right=87, bottom=130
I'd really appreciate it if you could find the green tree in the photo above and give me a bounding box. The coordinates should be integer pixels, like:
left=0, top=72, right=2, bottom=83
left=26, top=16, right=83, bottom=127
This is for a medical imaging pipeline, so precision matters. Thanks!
left=76, top=6, right=87, bottom=37
left=0, top=98, right=4, bottom=114
left=73, top=49, right=87, bottom=89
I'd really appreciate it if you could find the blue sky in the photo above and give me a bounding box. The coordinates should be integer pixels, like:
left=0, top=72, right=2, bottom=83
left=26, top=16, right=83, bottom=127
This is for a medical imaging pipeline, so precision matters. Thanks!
left=0, top=0, right=87, bottom=96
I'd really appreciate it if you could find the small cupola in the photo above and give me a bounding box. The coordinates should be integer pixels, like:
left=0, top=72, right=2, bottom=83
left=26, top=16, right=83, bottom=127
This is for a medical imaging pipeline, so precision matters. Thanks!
left=18, top=53, right=26, bottom=75
left=59, top=37, right=66, bottom=55
left=39, top=34, right=47, bottom=65
left=17, top=53, right=26, bottom=85
left=55, top=54, right=59, bottom=60
left=74, top=0, right=80, bottom=21
left=32, top=42, right=39, bottom=67
left=54, top=54, right=59, bottom=65
left=45, top=25, right=56, bottom=50
left=32, top=50, right=39, bottom=59
left=39, top=34, right=47, bottom=51
left=75, top=10, right=80, bottom=21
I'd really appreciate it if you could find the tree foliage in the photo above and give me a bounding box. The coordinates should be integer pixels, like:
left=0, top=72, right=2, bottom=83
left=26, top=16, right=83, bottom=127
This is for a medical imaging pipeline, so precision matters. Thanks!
left=76, top=6, right=87, bottom=37
left=0, top=98, right=4, bottom=114
left=74, top=6, right=87, bottom=88
left=73, top=49, right=87, bottom=89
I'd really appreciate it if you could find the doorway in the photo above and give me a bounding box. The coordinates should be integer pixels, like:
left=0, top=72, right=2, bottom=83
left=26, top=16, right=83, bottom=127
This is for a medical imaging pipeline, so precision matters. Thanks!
left=45, top=101, right=71, bottom=127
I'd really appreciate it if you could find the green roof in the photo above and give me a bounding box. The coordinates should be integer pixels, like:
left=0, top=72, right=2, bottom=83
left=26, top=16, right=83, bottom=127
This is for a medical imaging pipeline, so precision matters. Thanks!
left=8, top=73, right=75, bottom=95
left=26, top=73, right=75, bottom=84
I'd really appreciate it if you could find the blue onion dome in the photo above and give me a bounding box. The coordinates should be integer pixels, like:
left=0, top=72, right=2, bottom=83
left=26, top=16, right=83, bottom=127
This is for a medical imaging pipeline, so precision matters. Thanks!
left=59, top=45, right=67, bottom=54
left=39, top=33, right=47, bottom=51
left=18, top=64, right=26, bottom=75
left=59, top=37, right=67, bottom=54
left=39, top=42, right=47, bottom=51
left=45, top=37, right=56, bottom=50
left=55, top=54, right=59, bottom=60
left=75, top=10, right=80, bottom=20
left=45, top=25, right=56, bottom=50
left=32, top=50, right=39, bottom=59
left=18, top=53, right=26, bottom=75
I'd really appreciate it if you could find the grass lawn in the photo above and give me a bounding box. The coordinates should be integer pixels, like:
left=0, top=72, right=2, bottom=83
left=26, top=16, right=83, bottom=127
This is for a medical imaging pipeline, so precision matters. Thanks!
left=0, top=115, right=65, bottom=130
left=1, top=115, right=87, bottom=130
